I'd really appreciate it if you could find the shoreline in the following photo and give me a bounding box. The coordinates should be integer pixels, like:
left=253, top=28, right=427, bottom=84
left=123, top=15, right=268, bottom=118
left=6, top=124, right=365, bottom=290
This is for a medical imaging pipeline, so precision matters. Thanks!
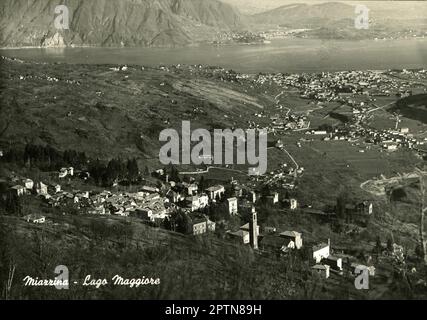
left=1, top=37, right=427, bottom=51
left=1, top=55, right=417, bottom=76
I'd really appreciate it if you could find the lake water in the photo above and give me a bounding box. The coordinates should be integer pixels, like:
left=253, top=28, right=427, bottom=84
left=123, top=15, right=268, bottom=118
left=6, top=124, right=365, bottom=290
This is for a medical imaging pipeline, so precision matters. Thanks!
left=1, top=38, right=427, bottom=73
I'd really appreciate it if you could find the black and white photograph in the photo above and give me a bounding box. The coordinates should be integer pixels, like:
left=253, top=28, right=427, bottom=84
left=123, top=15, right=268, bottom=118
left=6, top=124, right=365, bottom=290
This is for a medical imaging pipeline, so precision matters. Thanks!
left=0, top=0, right=427, bottom=305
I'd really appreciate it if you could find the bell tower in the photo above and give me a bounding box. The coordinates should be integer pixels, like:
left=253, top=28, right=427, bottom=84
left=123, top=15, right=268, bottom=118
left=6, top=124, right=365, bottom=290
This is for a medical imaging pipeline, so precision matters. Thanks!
left=249, top=206, right=258, bottom=250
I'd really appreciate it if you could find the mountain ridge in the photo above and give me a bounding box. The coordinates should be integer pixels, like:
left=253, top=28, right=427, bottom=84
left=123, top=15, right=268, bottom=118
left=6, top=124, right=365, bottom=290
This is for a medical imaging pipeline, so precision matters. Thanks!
left=0, top=0, right=246, bottom=48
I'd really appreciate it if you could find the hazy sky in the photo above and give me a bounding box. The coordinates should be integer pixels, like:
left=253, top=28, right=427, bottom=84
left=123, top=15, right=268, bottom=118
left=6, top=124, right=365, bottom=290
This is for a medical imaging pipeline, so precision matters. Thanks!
left=221, top=0, right=427, bottom=14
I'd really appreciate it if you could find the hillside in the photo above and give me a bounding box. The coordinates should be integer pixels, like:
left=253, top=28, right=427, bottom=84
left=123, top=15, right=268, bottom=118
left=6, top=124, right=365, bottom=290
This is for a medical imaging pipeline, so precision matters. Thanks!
left=392, top=94, right=427, bottom=124
left=251, top=2, right=355, bottom=28
left=0, top=56, right=271, bottom=166
left=0, top=0, right=246, bottom=48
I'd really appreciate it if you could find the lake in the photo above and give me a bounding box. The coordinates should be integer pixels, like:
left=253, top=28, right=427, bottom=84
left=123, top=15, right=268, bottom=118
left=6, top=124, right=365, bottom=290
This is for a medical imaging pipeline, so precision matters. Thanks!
left=1, top=38, right=427, bottom=73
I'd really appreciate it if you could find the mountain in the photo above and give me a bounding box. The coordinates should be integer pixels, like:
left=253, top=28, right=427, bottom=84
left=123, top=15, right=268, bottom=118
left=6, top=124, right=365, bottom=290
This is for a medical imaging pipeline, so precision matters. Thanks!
left=250, top=2, right=355, bottom=28
left=249, top=2, right=427, bottom=39
left=0, top=0, right=246, bottom=48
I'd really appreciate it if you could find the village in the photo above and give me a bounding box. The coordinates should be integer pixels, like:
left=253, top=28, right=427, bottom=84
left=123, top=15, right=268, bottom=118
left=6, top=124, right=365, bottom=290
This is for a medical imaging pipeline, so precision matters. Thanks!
left=2, top=156, right=388, bottom=283
left=1, top=59, right=426, bottom=297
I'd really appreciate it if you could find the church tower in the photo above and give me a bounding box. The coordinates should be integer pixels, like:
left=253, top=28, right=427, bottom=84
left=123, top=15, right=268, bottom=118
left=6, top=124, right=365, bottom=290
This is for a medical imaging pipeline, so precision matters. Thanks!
left=249, top=206, right=258, bottom=250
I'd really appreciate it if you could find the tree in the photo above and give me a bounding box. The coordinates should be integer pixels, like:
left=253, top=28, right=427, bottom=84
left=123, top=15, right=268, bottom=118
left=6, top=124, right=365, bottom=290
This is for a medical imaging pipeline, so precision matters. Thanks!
left=261, top=184, right=271, bottom=197
left=375, top=236, right=383, bottom=254
left=126, top=158, right=139, bottom=182
left=336, top=191, right=348, bottom=221
left=171, top=210, right=191, bottom=234
left=387, top=237, right=394, bottom=252
left=199, top=176, right=206, bottom=191
left=169, top=165, right=180, bottom=183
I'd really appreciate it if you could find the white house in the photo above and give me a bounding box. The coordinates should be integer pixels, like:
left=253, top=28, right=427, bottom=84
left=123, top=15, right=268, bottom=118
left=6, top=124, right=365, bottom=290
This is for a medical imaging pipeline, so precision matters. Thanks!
left=205, top=185, right=225, bottom=201
left=187, top=183, right=198, bottom=196
left=290, top=198, right=298, bottom=210
left=227, top=197, right=238, bottom=215
left=23, top=179, right=34, bottom=190
left=186, top=194, right=209, bottom=212
left=206, top=219, right=216, bottom=232
left=11, top=185, right=25, bottom=197
left=35, top=182, right=48, bottom=195
left=280, top=231, right=303, bottom=249
left=313, top=240, right=330, bottom=263
left=192, top=220, right=207, bottom=235
left=198, top=194, right=209, bottom=209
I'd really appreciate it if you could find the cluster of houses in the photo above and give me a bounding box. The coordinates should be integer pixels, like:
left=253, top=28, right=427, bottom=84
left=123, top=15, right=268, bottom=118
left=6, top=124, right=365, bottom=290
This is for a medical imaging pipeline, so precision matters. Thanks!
left=249, top=70, right=415, bottom=103
left=311, top=239, right=376, bottom=279
left=315, top=105, right=424, bottom=154
left=10, top=176, right=56, bottom=198
left=268, top=112, right=310, bottom=134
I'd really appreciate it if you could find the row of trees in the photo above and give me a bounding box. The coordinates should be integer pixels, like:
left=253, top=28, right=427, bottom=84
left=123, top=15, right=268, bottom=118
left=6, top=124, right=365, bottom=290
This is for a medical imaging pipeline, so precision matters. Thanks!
left=88, top=158, right=150, bottom=187
left=1, top=143, right=87, bottom=171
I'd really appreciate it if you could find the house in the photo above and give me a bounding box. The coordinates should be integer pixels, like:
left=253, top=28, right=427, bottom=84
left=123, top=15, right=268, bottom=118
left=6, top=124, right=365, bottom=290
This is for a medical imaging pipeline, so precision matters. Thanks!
left=205, top=185, right=225, bottom=201
left=186, top=194, right=209, bottom=212
left=206, top=219, right=216, bottom=232
left=166, top=189, right=185, bottom=203
left=250, top=191, right=259, bottom=203
left=191, top=219, right=207, bottom=235
left=35, top=182, right=48, bottom=195
left=312, top=264, right=330, bottom=279
left=186, top=183, right=198, bottom=196
left=67, top=167, right=74, bottom=176
left=239, top=223, right=260, bottom=236
left=23, top=214, right=46, bottom=224
left=313, top=240, right=330, bottom=263
left=198, top=194, right=209, bottom=208
left=23, top=179, right=34, bottom=190
left=324, top=255, right=343, bottom=271
left=227, top=197, right=238, bottom=215
left=49, top=184, right=61, bottom=194
left=279, top=231, right=303, bottom=249
left=290, top=198, right=298, bottom=210
left=265, top=192, right=279, bottom=205
left=228, top=230, right=250, bottom=244
left=11, top=185, right=25, bottom=197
